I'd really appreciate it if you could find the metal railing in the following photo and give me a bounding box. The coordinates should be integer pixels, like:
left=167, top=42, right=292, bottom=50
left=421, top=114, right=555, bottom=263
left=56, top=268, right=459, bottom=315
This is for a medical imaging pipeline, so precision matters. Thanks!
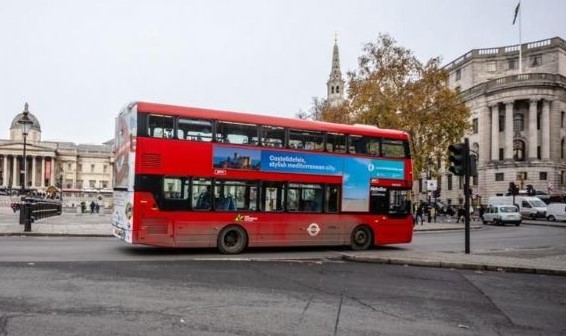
left=16, top=197, right=62, bottom=232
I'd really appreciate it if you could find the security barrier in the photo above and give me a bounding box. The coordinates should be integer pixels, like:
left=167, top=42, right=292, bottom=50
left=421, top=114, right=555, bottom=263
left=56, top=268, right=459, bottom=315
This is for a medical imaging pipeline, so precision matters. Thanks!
left=17, top=197, right=62, bottom=231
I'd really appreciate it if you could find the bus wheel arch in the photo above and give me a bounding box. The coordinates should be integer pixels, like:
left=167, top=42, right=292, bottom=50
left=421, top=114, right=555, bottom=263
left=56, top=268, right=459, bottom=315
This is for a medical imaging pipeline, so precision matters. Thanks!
left=217, top=224, right=248, bottom=254
left=350, top=225, right=373, bottom=251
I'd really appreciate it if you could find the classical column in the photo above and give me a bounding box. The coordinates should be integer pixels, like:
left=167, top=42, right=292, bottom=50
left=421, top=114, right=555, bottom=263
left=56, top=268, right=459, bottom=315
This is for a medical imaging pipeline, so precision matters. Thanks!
left=41, top=156, right=46, bottom=187
left=12, top=155, right=18, bottom=188
left=504, top=101, right=514, bottom=160
left=491, top=104, right=499, bottom=161
left=542, top=99, right=551, bottom=160
left=2, top=155, right=7, bottom=187
left=31, top=156, right=37, bottom=187
left=50, top=157, right=55, bottom=186
left=528, top=99, right=538, bottom=159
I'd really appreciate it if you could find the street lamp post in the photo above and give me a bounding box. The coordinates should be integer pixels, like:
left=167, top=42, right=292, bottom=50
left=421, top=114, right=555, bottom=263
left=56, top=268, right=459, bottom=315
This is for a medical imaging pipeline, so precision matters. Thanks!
left=426, top=158, right=434, bottom=205
left=17, top=103, right=33, bottom=232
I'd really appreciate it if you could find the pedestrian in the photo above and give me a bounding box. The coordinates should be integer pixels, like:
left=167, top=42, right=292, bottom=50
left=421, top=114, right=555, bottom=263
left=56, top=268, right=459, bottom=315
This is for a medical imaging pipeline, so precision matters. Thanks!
left=416, top=204, right=424, bottom=225
left=81, top=201, right=86, bottom=214
left=90, top=201, right=95, bottom=214
left=457, top=207, right=465, bottom=223
left=431, top=206, right=437, bottom=223
left=95, top=202, right=100, bottom=214
left=479, top=204, right=485, bottom=221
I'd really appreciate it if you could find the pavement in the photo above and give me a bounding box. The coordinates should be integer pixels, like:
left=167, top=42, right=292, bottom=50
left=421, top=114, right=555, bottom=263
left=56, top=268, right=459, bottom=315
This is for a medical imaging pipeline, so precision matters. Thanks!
left=1, top=206, right=565, bottom=276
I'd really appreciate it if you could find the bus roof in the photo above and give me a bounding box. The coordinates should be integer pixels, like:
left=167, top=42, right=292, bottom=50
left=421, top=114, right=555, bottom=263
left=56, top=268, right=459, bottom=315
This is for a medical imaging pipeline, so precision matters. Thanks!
left=130, top=101, right=409, bottom=140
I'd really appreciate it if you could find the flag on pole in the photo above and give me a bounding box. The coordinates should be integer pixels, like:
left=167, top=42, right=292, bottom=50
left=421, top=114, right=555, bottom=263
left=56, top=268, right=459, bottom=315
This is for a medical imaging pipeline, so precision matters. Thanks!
left=513, top=2, right=520, bottom=25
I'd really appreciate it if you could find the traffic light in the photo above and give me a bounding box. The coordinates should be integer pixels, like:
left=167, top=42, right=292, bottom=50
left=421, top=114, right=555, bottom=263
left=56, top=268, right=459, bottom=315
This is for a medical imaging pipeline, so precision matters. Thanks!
left=448, top=143, right=467, bottom=176
left=508, top=182, right=519, bottom=196
left=433, top=189, right=441, bottom=199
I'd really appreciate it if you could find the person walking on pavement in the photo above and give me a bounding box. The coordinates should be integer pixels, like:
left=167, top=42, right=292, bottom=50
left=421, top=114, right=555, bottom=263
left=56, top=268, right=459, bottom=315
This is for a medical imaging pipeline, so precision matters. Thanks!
left=416, top=204, right=424, bottom=225
left=90, top=201, right=95, bottom=214
left=457, top=207, right=465, bottom=223
left=431, top=206, right=437, bottom=223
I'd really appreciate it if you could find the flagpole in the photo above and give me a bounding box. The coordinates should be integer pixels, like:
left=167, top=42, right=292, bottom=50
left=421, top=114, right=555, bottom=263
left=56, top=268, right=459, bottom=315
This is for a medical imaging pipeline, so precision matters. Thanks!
left=518, top=1, right=522, bottom=74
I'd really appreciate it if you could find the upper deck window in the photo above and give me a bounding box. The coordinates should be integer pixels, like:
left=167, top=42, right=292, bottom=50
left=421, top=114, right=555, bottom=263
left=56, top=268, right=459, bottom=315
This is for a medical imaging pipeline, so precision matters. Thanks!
left=261, top=126, right=285, bottom=148
left=148, top=115, right=175, bottom=139
left=178, top=118, right=213, bottom=142
left=289, top=129, right=324, bottom=151
left=348, top=136, right=380, bottom=156
left=326, top=133, right=347, bottom=153
left=216, top=121, right=258, bottom=145
left=382, top=139, right=408, bottom=158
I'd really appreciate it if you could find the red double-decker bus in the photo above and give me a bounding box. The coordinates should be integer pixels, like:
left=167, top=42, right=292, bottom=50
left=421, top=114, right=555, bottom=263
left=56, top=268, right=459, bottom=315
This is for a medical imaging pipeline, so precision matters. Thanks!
left=112, top=101, right=414, bottom=254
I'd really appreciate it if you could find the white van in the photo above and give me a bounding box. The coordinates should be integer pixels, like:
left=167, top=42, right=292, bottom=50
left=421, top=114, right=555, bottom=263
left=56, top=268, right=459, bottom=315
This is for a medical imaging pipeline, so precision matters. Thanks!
left=546, top=203, right=566, bottom=222
left=488, top=196, right=547, bottom=219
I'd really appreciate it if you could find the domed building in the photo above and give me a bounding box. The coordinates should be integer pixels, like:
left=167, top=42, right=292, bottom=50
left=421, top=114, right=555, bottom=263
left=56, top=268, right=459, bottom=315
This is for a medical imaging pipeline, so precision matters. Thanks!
left=0, top=103, right=113, bottom=207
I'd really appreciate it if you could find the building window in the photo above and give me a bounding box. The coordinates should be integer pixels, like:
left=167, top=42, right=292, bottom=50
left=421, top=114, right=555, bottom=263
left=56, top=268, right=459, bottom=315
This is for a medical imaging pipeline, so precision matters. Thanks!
left=90, top=164, right=95, bottom=173
left=562, top=138, right=565, bottom=160
left=537, top=111, right=541, bottom=130
left=486, top=61, right=497, bottom=72
left=447, top=175, right=452, bottom=191
left=455, top=69, right=461, bottom=80
left=562, top=171, right=565, bottom=186
left=540, top=172, right=547, bottom=180
left=76, top=180, right=83, bottom=189
left=101, top=180, right=108, bottom=188
left=103, top=165, right=108, bottom=173
left=513, top=140, right=525, bottom=161
left=508, top=57, right=518, bottom=70
left=537, top=146, right=541, bottom=160
left=562, top=111, right=565, bottom=128
left=498, top=114, right=505, bottom=132
left=472, top=118, right=478, bottom=134
left=89, top=180, right=96, bottom=188
left=517, top=172, right=527, bottom=182
left=530, top=54, right=542, bottom=67
left=499, top=148, right=504, bottom=161
left=67, top=163, right=72, bottom=170
left=495, top=173, right=504, bottom=181
left=77, top=164, right=82, bottom=172
left=513, top=113, right=524, bottom=132
left=418, top=178, right=422, bottom=193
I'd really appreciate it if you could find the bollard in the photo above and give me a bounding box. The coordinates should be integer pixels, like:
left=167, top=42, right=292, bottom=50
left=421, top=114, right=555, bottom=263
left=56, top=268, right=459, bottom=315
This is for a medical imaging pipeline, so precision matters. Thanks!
left=23, top=201, right=32, bottom=232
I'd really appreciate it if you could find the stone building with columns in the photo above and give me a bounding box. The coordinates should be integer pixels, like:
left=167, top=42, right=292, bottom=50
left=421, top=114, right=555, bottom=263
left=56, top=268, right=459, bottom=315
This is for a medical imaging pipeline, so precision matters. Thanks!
left=438, top=36, right=566, bottom=205
left=0, top=104, right=113, bottom=206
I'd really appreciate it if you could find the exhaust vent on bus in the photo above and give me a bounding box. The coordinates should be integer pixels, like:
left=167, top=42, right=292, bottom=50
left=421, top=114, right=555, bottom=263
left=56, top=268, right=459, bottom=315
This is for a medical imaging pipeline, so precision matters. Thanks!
left=141, top=153, right=162, bottom=168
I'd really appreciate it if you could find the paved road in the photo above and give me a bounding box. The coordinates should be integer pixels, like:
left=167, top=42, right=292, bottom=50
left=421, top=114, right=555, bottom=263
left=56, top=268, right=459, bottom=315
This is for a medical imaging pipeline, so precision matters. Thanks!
left=1, top=258, right=564, bottom=336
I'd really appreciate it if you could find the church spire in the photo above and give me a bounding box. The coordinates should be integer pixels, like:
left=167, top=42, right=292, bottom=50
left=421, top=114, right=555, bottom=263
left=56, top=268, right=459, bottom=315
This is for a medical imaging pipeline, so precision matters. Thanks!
left=326, top=33, right=345, bottom=107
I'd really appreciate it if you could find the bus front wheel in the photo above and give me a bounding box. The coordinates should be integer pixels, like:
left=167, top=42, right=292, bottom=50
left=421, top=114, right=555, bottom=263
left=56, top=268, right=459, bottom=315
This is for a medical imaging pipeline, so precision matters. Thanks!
left=218, top=225, right=248, bottom=254
left=350, top=225, right=373, bottom=251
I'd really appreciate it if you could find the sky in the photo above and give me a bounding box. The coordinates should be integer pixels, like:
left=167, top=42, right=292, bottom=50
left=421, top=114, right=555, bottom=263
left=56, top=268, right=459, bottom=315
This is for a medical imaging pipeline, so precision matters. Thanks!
left=1, top=0, right=565, bottom=145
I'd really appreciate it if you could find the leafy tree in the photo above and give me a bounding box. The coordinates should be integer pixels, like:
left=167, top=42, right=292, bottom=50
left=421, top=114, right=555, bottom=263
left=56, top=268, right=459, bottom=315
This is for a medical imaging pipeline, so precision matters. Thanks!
left=346, top=33, right=470, bottom=179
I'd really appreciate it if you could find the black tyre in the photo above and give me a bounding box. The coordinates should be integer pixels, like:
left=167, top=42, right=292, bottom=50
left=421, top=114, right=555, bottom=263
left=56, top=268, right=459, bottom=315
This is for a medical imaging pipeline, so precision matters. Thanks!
left=217, top=225, right=248, bottom=254
left=350, top=225, right=373, bottom=251
left=548, top=215, right=556, bottom=222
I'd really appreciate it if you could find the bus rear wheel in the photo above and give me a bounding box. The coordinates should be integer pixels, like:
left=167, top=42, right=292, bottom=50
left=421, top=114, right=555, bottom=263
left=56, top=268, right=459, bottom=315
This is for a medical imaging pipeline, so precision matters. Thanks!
left=218, top=225, right=248, bottom=254
left=350, top=225, right=373, bottom=251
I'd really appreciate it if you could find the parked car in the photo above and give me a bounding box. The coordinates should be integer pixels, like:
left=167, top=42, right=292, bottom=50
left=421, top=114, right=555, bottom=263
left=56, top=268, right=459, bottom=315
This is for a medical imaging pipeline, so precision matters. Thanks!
left=546, top=203, right=566, bottom=222
left=483, top=205, right=522, bottom=226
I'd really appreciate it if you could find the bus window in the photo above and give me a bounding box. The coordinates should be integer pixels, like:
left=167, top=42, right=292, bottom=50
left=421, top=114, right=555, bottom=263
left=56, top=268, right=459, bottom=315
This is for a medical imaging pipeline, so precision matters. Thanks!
left=289, top=129, right=324, bottom=151
left=348, top=135, right=367, bottom=154
left=260, top=126, right=285, bottom=147
left=214, top=180, right=258, bottom=211
left=326, top=133, right=346, bottom=153
left=367, top=138, right=380, bottom=156
left=288, top=183, right=323, bottom=212
left=161, top=177, right=190, bottom=211
left=148, top=115, right=175, bottom=139
left=192, top=178, right=212, bottom=210
left=178, top=118, right=213, bottom=142
left=325, top=185, right=340, bottom=213
left=382, top=139, right=409, bottom=158
left=261, top=182, right=285, bottom=212
left=216, top=121, right=258, bottom=145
